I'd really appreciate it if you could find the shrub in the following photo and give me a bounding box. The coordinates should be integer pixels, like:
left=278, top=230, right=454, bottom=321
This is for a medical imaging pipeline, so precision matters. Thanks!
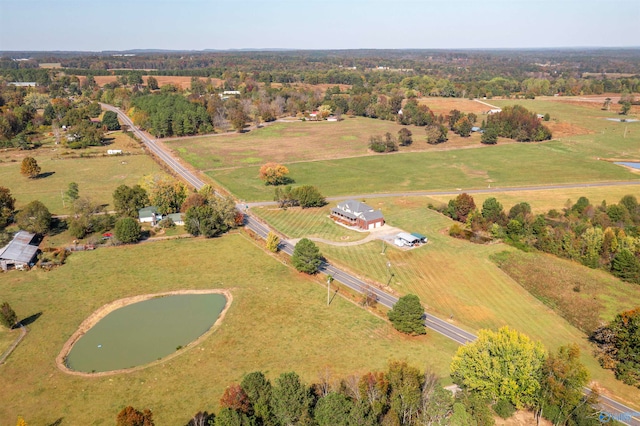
left=493, top=399, right=516, bottom=419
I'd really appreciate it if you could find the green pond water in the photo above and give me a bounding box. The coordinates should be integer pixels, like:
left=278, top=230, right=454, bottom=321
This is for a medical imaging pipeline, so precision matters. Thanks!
left=66, top=294, right=226, bottom=373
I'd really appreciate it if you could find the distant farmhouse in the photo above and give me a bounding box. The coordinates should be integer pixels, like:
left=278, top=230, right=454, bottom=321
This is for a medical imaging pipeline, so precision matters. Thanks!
left=331, top=200, right=385, bottom=230
left=8, top=82, right=37, bottom=87
left=0, top=231, right=40, bottom=271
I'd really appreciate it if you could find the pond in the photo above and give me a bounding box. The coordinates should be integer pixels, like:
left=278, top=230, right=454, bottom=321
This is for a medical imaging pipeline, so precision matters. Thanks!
left=64, top=293, right=227, bottom=373
left=615, top=162, right=640, bottom=170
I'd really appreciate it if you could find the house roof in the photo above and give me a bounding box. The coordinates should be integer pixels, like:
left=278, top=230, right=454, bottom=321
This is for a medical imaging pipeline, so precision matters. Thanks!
left=411, top=232, right=427, bottom=240
left=331, top=207, right=358, bottom=221
left=166, top=213, right=183, bottom=222
left=335, top=200, right=384, bottom=222
left=0, top=231, right=39, bottom=264
left=138, top=206, right=158, bottom=219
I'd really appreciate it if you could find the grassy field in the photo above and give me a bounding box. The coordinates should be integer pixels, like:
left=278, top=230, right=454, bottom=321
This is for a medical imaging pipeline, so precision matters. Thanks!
left=203, top=99, right=640, bottom=201
left=424, top=184, right=640, bottom=214
left=0, top=234, right=460, bottom=425
left=492, top=250, right=640, bottom=334
left=168, top=116, right=486, bottom=170
left=0, top=327, right=18, bottom=356
left=306, top=198, right=640, bottom=407
left=251, top=205, right=369, bottom=241
left=0, top=133, right=164, bottom=214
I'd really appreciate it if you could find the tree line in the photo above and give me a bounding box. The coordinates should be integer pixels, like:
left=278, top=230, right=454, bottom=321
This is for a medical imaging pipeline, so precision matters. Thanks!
left=441, top=193, right=640, bottom=285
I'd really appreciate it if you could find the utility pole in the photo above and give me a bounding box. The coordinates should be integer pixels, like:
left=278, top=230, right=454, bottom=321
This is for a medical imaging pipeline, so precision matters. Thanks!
left=386, top=261, right=392, bottom=286
left=327, top=275, right=334, bottom=306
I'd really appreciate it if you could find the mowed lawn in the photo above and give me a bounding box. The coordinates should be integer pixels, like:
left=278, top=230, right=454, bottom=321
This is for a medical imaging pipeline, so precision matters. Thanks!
left=0, top=146, right=163, bottom=214
left=168, top=116, right=485, bottom=171
left=0, top=234, right=460, bottom=425
left=251, top=205, right=369, bottom=242
left=313, top=199, right=640, bottom=407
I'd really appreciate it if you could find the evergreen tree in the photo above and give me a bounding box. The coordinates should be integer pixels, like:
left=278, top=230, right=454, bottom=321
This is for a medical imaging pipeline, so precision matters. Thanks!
left=292, top=238, right=323, bottom=274
left=387, top=294, right=426, bottom=335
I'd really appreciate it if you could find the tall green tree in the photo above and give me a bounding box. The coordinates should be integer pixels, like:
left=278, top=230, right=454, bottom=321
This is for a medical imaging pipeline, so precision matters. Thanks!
left=101, top=110, right=121, bottom=130
left=15, top=200, right=51, bottom=234
left=0, top=302, right=18, bottom=329
left=270, top=372, right=313, bottom=426
left=0, top=186, right=16, bottom=229
left=450, top=326, right=546, bottom=409
left=114, top=217, right=141, bottom=243
left=113, top=184, right=149, bottom=218
left=387, top=294, right=426, bottom=335
left=314, top=392, right=353, bottom=426
left=292, top=238, right=323, bottom=274
left=241, top=371, right=273, bottom=425
left=64, top=182, right=80, bottom=206
left=481, top=197, right=505, bottom=225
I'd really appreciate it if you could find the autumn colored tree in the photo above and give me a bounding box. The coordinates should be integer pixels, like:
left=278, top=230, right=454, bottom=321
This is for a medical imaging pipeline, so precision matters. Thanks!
left=446, top=193, right=476, bottom=222
left=259, top=163, right=291, bottom=186
left=220, top=384, right=251, bottom=414
left=266, top=231, right=280, bottom=252
left=113, top=184, right=149, bottom=218
left=147, top=179, right=188, bottom=215
left=20, top=157, right=41, bottom=178
left=450, top=326, right=546, bottom=409
left=425, top=124, right=448, bottom=144
left=454, top=116, right=472, bottom=137
left=15, top=416, right=27, bottom=426
left=180, top=193, right=206, bottom=213
left=116, top=406, right=155, bottom=426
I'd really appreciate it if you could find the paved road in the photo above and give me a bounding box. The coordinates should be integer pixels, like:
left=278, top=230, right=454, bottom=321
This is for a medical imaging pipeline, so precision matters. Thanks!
left=104, top=104, right=639, bottom=425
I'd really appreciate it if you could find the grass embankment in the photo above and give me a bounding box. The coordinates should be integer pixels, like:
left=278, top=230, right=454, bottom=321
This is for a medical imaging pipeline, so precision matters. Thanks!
left=0, top=234, right=459, bottom=425
left=491, top=250, right=640, bottom=334
left=0, top=132, right=163, bottom=213
left=251, top=205, right=369, bottom=242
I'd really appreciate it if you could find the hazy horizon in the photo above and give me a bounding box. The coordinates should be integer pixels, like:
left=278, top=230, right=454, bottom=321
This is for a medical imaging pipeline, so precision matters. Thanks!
left=1, top=0, right=639, bottom=52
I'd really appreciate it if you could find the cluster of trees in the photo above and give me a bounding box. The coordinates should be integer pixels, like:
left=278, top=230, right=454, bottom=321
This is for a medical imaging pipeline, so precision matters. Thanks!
left=274, top=185, right=326, bottom=209
left=591, top=307, right=640, bottom=388
left=129, top=93, right=212, bottom=137
left=451, top=326, right=599, bottom=425
left=442, top=193, right=640, bottom=284
left=484, top=105, right=552, bottom=142
left=183, top=193, right=240, bottom=238
left=447, top=110, right=476, bottom=138
left=368, top=129, right=413, bottom=153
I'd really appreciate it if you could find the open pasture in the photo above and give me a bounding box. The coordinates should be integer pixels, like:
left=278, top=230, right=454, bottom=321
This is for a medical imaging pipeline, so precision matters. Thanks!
left=91, top=75, right=225, bottom=89
left=168, top=116, right=485, bottom=171
left=0, top=138, right=163, bottom=213
left=0, top=234, right=459, bottom=425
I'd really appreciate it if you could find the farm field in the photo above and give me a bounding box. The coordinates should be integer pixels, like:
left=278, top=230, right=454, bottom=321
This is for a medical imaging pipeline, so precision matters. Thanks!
left=416, top=97, right=495, bottom=115
left=0, top=133, right=164, bottom=213
left=201, top=99, right=640, bottom=201
left=313, top=199, right=640, bottom=407
left=0, top=234, right=459, bottom=425
left=168, top=116, right=486, bottom=170
left=90, top=75, right=225, bottom=90
left=251, top=205, right=370, bottom=242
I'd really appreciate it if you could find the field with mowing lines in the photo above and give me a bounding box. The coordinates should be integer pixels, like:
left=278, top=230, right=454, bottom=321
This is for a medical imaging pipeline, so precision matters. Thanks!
left=315, top=198, right=640, bottom=407
left=0, top=234, right=459, bottom=425
left=168, top=116, right=486, bottom=170
left=0, top=135, right=164, bottom=213
left=251, top=205, right=369, bottom=241
left=492, top=250, right=640, bottom=334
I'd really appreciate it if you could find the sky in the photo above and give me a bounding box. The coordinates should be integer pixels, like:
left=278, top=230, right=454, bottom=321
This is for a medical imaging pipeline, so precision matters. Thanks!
left=0, top=0, right=639, bottom=51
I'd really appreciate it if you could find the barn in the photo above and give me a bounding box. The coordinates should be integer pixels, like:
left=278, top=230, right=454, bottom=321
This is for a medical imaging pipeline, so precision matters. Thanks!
left=0, top=231, right=40, bottom=271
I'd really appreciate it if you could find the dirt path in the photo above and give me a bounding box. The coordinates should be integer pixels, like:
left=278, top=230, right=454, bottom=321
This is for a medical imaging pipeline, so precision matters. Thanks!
left=56, top=289, right=233, bottom=377
left=0, top=324, right=27, bottom=365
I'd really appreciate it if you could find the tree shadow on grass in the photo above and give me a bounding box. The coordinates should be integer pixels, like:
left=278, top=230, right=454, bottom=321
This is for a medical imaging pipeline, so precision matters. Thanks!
left=14, top=312, right=41, bottom=328
left=36, top=171, right=56, bottom=179
left=47, top=418, right=63, bottom=426
left=48, top=218, right=68, bottom=237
